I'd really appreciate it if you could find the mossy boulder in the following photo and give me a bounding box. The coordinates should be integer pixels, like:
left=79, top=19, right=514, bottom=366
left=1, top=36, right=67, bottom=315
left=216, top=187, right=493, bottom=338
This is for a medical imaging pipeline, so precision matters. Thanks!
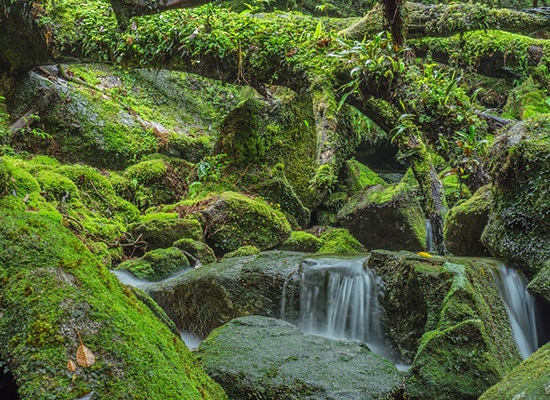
left=195, top=316, right=402, bottom=400
left=128, top=217, right=203, bottom=250
left=367, top=251, right=522, bottom=399
left=317, top=227, right=365, bottom=254
left=444, top=185, right=492, bottom=256
left=340, top=159, right=386, bottom=195
left=122, top=155, right=191, bottom=210
left=0, top=203, right=226, bottom=399
left=215, top=89, right=318, bottom=209
left=223, top=245, right=261, bottom=258
left=173, top=238, right=217, bottom=266
left=147, top=251, right=303, bottom=337
left=337, top=169, right=426, bottom=251
left=247, top=165, right=311, bottom=228
left=481, top=117, right=550, bottom=276
left=279, top=231, right=321, bottom=253
left=197, top=191, right=291, bottom=255
left=479, top=342, right=550, bottom=400
left=114, top=247, right=190, bottom=281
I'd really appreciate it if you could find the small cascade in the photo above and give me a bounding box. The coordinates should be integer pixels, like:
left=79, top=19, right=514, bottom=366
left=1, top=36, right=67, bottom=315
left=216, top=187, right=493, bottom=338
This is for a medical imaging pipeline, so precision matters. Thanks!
left=298, top=257, right=389, bottom=357
left=492, top=263, right=539, bottom=359
left=425, top=218, right=433, bottom=252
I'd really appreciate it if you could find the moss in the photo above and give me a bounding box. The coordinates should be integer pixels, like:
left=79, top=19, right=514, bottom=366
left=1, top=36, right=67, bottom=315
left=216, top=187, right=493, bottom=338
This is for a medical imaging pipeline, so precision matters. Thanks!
left=318, top=228, right=365, bottom=254
left=405, top=260, right=522, bottom=399
left=173, top=238, right=217, bottom=265
left=115, top=247, right=190, bottom=281
left=502, top=77, right=550, bottom=120
left=0, top=207, right=226, bottom=399
left=479, top=342, right=550, bottom=400
left=444, top=185, right=492, bottom=257
left=196, top=191, right=292, bottom=255
left=279, top=231, right=321, bottom=253
left=129, top=217, right=203, bottom=250
left=441, top=173, right=471, bottom=208
left=341, top=159, right=386, bottom=194
left=224, top=245, right=261, bottom=258
left=0, top=158, right=12, bottom=196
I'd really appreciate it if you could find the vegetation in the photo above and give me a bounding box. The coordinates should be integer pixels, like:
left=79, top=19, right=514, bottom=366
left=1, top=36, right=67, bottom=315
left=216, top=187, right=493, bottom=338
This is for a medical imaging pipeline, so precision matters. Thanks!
left=0, top=0, right=549, bottom=398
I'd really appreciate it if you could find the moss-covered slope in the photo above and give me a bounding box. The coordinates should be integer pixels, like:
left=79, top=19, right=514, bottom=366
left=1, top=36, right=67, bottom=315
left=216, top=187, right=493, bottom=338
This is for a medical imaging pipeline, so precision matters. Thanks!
left=0, top=181, right=226, bottom=399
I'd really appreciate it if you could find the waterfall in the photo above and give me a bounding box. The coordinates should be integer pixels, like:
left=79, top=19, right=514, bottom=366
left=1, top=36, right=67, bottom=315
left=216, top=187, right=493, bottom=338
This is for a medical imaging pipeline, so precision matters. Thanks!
left=492, top=263, right=539, bottom=359
left=298, top=256, right=388, bottom=356
left=425, top=218, right=433, bottom=252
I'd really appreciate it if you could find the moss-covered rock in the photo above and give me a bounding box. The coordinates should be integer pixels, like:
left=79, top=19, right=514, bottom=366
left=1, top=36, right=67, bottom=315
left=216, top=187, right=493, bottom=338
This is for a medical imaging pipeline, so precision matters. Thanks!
left=318, top=227, right=365, bottom=254
left=482, top=117, right=550, bottom=276
left=367, top=251, right=522, bottom=399
left=279, top=231, right=321, bottom=253
left=147, top=251, right=303, bottom=337
left=527, top=260, right=550, bottom=303
left=195, top=316, right=402, bottom=400
left=479, top=342, right=550, bottom=400
left=196, top=191, right=291, bottom=255
left=215, top=89, right=318, bottom=209
left=337, top=169, right=426, bottom=251
left=223, top=245, right=261, bottom=258
left=340, top=159, right=386, bottom=195
left=128, top=217, right=203, bottom=250
left=115, top=247, right=190, bottom=281
left=444, top=185, right=492, bottom=256
left=173, top=238, right=217, bottom=265
left=0, top=203, right=226, bottom=399
left=122, top=155, right=191, bottom=210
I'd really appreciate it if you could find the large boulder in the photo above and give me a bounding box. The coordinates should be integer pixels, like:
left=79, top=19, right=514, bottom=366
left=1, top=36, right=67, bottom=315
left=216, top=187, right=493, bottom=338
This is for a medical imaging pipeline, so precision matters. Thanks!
left=481, top=117, right=550, bottom=276
left=0, top=200, right=226, bottom=399
left=195, top=316, right=403, bottom=400
left=147, top=251, right=303, bottom=337
left=338, top=170, right=426, bottom=251
left=444, top=185, right=492, bottom=256
left=479, top=342, right=550, bottom=400
left=197, top=191, right=292, bottom=255
left=367, top=251, right=522, bottom=399
left=128, top=216, right=203, bottom=250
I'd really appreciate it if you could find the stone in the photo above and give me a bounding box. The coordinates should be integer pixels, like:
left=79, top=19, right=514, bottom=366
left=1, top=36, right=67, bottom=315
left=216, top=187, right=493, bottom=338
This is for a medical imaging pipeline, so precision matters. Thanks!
left=196, top=316, right=402, bottom=400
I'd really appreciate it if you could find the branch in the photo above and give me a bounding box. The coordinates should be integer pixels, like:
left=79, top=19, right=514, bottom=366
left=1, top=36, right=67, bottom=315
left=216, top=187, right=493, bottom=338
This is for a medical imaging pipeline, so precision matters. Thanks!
left=341, top=2, right=550, bottom=40
left=110, top=0, right=212, bottom=27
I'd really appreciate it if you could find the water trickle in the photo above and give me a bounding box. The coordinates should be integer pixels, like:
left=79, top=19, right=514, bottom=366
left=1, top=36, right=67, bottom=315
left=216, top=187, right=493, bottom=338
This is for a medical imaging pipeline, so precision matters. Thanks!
left=425, top=218, right=433, bottom=252
left=492, top=263, right=539, bottom=359
left=298, top=256, right=389, bottom=357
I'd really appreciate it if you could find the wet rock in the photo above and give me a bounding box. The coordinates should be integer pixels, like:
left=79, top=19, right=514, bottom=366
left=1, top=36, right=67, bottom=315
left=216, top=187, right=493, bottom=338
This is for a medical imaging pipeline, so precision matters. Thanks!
left=338, top=170, right=426, bottom=251
left=196, top=316, right=403, bottom=400
left=481, top=117, right=550, bottom=276
left=147, top=251, right=302, bottom=337
left=444, top=185, right=492, bottom=256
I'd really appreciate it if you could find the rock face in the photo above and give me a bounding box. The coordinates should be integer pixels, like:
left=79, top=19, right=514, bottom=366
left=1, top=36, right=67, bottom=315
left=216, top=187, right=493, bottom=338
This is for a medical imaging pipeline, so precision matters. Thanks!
left=195, top=316, right=403, bottom=400
left=367, top=250, right=522, bottom=400
left=147, top=251, right=303, bottom=337
left=338, top=170, right=426, bottom=251
left=444, top=185, right=492, bottom=256
left=481, top=117, right=550, bottom=276
left=479, top=342, right=550, bottom=400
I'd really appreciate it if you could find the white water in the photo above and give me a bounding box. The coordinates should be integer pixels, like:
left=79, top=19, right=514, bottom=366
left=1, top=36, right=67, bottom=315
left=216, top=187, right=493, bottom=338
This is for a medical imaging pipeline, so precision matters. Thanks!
left=299, top=257, right=389, bottom=357
left=180, top=331, right=202, bottom=350
left=425, top=218, right=433, bottom=252
left=492, top=263, right=539, bottom=359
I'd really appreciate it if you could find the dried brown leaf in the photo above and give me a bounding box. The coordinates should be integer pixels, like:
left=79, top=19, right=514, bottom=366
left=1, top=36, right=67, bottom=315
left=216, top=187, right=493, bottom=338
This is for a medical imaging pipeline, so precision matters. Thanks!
left=76, top=343, right=96, bottom=368
left=67, top=359, right=77, bottom=372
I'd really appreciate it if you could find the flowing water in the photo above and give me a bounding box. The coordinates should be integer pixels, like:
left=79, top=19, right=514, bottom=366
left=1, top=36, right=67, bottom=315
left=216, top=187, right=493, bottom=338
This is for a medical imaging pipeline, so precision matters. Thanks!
left=491, top=262, right=539, bottom=359
left=298, top=256, right=392, bottom=359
